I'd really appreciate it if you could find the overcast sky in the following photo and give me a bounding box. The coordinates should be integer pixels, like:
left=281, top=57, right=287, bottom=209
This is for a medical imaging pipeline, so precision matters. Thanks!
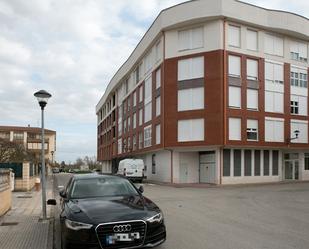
left=0, top=0, right=308, bottom=163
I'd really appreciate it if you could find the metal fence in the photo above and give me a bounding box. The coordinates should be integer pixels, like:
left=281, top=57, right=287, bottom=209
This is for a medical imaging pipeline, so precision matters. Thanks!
left=0, top=169, right=10, bottom=191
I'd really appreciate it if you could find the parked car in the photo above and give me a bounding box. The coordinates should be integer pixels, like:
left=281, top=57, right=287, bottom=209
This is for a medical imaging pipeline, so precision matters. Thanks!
left=47, top=174, right=166, bottom=249
left=117, top=159, right=145, bottom=182
left=52, top=167, right=60, bottom=174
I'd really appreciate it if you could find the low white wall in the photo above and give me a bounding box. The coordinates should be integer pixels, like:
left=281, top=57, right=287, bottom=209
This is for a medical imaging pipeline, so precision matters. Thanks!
left=222, top=176, right=281, bottom=185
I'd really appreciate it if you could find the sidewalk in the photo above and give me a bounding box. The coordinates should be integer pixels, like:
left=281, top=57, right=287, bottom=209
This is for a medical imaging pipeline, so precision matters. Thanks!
left=0, top=177, right=54, bottom=249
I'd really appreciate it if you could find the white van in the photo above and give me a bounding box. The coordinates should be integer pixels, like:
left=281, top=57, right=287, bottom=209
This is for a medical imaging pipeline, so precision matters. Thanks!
left=117, top=159, right=145, bottom=182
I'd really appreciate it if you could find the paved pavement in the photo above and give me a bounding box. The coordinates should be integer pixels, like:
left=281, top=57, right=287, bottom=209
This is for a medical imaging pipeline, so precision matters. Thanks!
left=54, top=173, right=309, bottom=249
left=0, top=177, right=54, bottom=249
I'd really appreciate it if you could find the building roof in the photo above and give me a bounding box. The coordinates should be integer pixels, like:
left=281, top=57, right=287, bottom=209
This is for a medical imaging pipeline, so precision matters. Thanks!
left=0, top=125, right=56, bottom=134
left=96, top=0, right=309, bottom=113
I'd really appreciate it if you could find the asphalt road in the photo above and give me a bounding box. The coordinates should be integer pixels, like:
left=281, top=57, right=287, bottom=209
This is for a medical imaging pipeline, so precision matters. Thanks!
left=53, top=173, right=309, bottom=249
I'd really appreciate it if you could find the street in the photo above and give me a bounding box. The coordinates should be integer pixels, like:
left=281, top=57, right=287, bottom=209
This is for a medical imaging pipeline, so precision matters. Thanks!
left=53, top=173, right=309, bottom=249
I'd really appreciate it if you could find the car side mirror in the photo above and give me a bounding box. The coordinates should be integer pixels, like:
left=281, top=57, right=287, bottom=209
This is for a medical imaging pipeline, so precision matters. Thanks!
left=138, top=185, right=144, bottom=194
left=47, top=199, right=57, bottom=205
left=59, top=189, right=67, bottom=198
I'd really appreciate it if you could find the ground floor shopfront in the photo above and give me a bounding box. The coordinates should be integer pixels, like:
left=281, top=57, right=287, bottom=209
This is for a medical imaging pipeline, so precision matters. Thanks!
left=101, top=147, right=309, bottom=185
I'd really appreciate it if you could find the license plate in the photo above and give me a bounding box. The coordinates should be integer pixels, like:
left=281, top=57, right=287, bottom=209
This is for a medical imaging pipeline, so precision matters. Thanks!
left=105, top=232, right=140, bottom=245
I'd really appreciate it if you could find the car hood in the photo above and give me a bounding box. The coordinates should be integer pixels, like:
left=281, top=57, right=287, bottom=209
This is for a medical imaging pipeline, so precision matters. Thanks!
left=66, top=195, right=160, bottom=225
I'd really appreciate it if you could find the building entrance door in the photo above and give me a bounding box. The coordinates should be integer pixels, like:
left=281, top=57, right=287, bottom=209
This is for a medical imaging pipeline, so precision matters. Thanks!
left=179, top=162, right=188, bottom=183
left=284, top=160, right=299, bottom=180
left=199, top=152, right=216, bottom=184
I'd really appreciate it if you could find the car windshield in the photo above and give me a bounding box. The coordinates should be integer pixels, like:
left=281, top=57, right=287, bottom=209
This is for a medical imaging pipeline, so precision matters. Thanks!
left=70, top=177, right=139, bottom=199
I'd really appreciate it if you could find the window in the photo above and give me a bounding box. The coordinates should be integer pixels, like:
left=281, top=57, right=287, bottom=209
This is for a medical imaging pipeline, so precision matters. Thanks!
left=134, top=67, right=139, bottom=84
left=144, top=76, right=152, bottom=123
left=152, top=154, right=156, bottom=174
left=247, top=29, right=258, bottom=51
left=155, top=41, right=162, bottom=62
left=228, top=55, right=241, bottom=77
left=123, top=120, right=126, bottom=133
left=290, top=41, right=308, bottom=62
left=228, top=25, right=240, bottom=47
left=265, top=61, right=283, bottom=84
left=125, top=79, right=129, bottom=94
left=265, top=118, right=284, bottom=142
left=290, top=99, right=299, bottom=115
left=133, top=135, right=137, bottom=151
left=229, top=118, right=241, bottom=141
left=13, top=132, right=24, bottom=140
left=272, top=150, right=279, bottom=176
left=247, top=59, right=258, bottom=80
left=178, top=27, right=204, bottom=51
left=263, top=150, right=270, bottom=176
left=290, top=67, right=308, bottom=88
left=254, top=150, right=261, bottom=176
left=264, top=33, right=283, bottom=56
left=265, top=91, right=283, bottom=113
left=178, top=119, right=204, bottom=142
left=133, top=113, right=136, bottom=129
left=156, top=124, right=161, bottom=145
left=229, top=86, right=241, bottom=108
left=133, top=92, right=137, bottom=106
left=138, top=132, right=143, bottom=149
left=145, top=50, right=153, bottom=73
left=223, top=149, right=231, bottom=177
left=156, top=69, right=161, bottom=89
left=156, top=96, right=161, bottom=117
left=118, top=138, right=122, bottom=154
left=247, top=119, right=258, bottom=141
left=144, top=102, right=152, bottom=123
left=139, top=86, right=143, bottom=103
left=305, top=153, right=309, bottom=170
left=234, top=149, right=241, bottom=177
left=244, top=150, right=252, bottom=176
left=178, top=87, right=204, bottom=111
left=178, top=57, right=204, bottom=81
left=144, top=125, right=152, bottom=148
left=290, top=120, right=308, bottom=143
left=127, top=117, right=131, bottom=131
left=139, top=108, right=143, bottom=126
left=247, top=89, right=258, bottom=110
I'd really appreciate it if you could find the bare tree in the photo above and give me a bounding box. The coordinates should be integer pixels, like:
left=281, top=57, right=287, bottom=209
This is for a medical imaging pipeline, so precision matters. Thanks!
left=0, top=138, right=33, bottom=163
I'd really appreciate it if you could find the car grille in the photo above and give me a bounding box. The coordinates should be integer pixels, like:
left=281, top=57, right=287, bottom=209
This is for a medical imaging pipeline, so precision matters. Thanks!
left=96, top=221, right=146, bottom=249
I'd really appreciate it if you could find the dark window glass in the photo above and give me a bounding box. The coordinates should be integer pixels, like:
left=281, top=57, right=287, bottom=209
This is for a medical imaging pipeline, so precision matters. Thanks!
left=223, top=149, right=231, bottom=176
left=245, top=150, right=252, bottom=176
left=254, top=150, right=260, bottom=176
left=272, top=151, right=279, bottom=176
left=264, top=150, right=269, bottom=176
left=305, top=153, right=309, bottom=170
left=152, top=154, right=156, bottom=174
left=234, top=150, right=241, bottom=177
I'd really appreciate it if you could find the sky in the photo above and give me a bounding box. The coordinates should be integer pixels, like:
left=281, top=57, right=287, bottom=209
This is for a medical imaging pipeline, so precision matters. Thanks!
left=0, top=0, right=308, bottom=163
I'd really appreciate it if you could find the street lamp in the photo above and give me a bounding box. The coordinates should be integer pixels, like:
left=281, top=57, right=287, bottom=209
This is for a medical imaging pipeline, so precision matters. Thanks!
left=287, top=130, right=300, bottom=144
left=34, top=90, right=52, bottom=220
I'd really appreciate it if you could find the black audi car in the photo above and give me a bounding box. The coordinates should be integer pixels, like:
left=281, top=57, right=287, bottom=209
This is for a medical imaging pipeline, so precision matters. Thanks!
left=48, top=174, right=166, bottom=249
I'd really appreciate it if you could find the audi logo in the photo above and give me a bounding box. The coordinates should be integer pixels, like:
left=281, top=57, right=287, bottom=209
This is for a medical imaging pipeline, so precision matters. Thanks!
left=113, top=224, right=132, bottom=233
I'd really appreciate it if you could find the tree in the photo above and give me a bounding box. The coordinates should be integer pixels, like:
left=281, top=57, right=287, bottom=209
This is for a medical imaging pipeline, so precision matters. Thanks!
left=0, top=138, right=33, bottom=163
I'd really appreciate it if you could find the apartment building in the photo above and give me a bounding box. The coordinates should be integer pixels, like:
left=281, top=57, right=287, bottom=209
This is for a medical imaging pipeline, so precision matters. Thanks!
left=96, top=0, right=309, bottom=184
left=0, top=126, right=56, bottom=190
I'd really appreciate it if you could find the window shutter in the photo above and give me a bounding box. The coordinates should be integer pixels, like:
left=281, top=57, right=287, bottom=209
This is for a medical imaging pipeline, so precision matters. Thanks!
left=229, top=118, right=241, bottom=141
left=247, top=59, right=258, bottom=80
left=192, top=27, right=204, bottom=49
left=228, top=55, right=241, bottom=77
left=229, top=86, right=241, bottom=108
left=247, top=89, right=258, bottom=110
left=246, top=30, right=258, bottom=51
left=228, top=25, right=240, bottom=47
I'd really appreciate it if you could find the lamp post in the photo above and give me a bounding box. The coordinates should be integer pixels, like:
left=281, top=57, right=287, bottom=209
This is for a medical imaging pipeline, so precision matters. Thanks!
left=34, top=90, right=52, bottom=220
left=51, top=151, right=54, bottom=165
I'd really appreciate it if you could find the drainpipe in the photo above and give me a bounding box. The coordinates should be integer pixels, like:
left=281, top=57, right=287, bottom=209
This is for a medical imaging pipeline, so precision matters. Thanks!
left=221, top=18, right=227, bottom=185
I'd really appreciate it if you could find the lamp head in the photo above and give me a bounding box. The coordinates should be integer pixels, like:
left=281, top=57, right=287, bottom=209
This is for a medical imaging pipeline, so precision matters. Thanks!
left=34, top=90, right=52, bottom=109
left=294, top=130, right=300, bottom=138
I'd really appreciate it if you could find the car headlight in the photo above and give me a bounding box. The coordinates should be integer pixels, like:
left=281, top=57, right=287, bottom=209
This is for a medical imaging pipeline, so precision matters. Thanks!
left=147, top=212, right=163, bottom=223
left=65, top=219, right=93, bottom=230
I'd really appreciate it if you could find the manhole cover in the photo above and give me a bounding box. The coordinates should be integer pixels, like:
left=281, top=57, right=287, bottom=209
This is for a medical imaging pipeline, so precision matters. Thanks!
left=1, top=222, right=19, bottom=226
left=17, top=196, right=32, bottom=198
